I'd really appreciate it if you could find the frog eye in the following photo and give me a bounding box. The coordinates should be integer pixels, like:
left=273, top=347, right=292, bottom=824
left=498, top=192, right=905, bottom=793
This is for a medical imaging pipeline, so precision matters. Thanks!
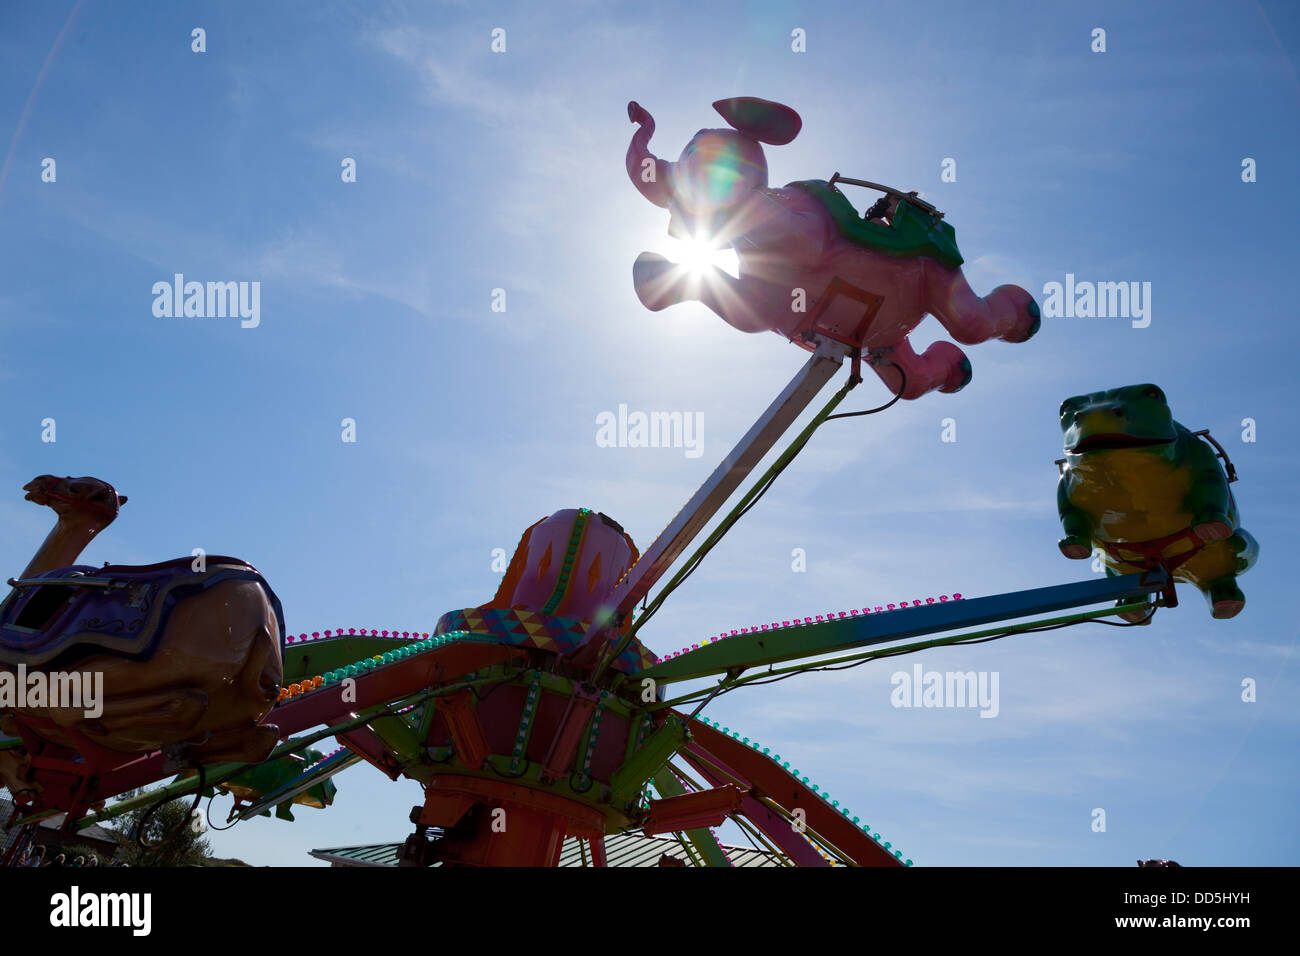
left=1139, top=385, right=1165, bottom=403
left=1059, top=399, right=1080, bottom=420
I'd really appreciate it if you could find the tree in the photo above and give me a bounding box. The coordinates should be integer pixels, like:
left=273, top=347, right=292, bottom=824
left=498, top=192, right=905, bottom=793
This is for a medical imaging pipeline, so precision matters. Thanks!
left=105, top=789, right=213, bottom=867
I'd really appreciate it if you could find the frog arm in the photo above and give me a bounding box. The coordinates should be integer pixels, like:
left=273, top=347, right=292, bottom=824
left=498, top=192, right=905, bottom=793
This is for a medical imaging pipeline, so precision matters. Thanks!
left=1184, top=434, right=1234, bottom=531
left=1057, top=475, right=1092, bottom=558
left=1190, top=437, right=1227, bottom=520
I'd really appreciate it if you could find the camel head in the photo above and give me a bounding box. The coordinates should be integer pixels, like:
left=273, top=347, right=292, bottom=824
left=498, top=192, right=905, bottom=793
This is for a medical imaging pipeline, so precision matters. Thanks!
left=23, top=475, right=127, bottom=521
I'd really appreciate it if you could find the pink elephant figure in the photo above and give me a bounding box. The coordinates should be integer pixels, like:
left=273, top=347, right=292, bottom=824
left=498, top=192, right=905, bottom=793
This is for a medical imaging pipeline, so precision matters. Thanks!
left=625, top=97, right=1040, bottom=398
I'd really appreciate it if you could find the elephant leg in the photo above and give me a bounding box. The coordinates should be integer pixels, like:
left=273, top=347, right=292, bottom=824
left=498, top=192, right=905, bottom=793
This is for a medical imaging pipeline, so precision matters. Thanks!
left=925, top=265, right=1040, bottom=345
left=695, top=269, right=784, bottom=333
left=871, top=337, right=971, bottom=400
left=1205, top=576, right=1245, bottom=620
left=633, top=252, right=693, bottom=311
left=634, top=252, right=777, bottom=332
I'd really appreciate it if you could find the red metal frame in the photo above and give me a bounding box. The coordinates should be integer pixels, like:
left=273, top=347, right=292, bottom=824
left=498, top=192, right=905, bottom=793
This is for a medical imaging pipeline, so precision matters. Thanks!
left=421, top=773, right=607, bottom=866
left=643, top=784, right=743, bottom=835
left=539, top=685, right=599, bottom=782
left=436, top=689, right=490, bottom=771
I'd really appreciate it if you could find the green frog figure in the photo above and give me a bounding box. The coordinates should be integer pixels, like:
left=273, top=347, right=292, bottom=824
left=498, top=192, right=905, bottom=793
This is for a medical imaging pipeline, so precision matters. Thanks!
left=1056, top=384, right=1258, bottom=619
left=219, top=747, right=338, bottom=821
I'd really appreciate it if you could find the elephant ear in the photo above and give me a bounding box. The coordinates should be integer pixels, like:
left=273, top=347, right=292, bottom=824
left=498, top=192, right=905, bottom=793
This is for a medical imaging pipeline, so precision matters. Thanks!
left=712, top=97, right=802, bottom=145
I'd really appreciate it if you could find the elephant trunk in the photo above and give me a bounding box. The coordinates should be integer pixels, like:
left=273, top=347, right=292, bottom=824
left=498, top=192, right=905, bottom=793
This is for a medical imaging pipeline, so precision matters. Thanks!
left=626, top=101, right=671, bottom=208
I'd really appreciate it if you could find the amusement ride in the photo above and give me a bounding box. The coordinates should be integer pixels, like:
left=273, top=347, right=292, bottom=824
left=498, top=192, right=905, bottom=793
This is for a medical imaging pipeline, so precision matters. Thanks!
left=0, top=97, right=1256, bottom=867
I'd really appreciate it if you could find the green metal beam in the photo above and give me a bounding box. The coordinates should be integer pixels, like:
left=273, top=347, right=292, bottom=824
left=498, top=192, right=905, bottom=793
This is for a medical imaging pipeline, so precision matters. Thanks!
left=609, top=715, right=687, bottom=803
left=282, top=636, right=411, bottom=682
left=71, top=676, right=502, bottom=831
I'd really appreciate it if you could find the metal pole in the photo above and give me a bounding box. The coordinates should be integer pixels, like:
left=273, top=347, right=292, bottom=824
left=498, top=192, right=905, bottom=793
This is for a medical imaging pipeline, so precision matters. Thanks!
left=607, top=337, right=848, bottom=622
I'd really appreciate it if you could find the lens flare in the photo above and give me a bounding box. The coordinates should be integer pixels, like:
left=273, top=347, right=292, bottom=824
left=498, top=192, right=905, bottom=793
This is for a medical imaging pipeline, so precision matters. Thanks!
left=664, top=234, right=739, bottom=278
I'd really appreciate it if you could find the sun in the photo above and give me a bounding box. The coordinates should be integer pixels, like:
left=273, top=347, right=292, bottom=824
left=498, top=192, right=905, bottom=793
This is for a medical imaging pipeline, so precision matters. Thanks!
left=661, top=233, right=740, bottom=278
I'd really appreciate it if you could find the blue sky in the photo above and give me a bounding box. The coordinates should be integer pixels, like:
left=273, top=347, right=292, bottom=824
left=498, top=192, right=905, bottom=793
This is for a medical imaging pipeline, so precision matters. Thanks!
left=1, top=0, right=1296, bottom=866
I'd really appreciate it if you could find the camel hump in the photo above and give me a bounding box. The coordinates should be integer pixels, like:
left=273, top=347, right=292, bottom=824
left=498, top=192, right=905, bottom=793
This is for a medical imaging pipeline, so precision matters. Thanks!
left=0, top=559, right=284, bottom=667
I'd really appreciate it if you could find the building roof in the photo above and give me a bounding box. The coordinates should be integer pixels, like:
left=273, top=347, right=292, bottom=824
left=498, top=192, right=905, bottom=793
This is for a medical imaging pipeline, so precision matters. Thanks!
left=311, top=830, right=787, bottom=867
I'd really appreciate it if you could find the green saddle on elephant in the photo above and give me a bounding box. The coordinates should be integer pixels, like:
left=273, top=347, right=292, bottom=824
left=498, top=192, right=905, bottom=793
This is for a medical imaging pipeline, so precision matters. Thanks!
left=786, top=179, right=964, bottom=270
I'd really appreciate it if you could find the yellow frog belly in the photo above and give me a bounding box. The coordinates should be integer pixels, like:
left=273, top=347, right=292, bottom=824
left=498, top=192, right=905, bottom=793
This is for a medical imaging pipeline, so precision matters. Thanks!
left=1068, top=450, right=1193, bottom=542
left=1068, top=451, right=1237, bottom=590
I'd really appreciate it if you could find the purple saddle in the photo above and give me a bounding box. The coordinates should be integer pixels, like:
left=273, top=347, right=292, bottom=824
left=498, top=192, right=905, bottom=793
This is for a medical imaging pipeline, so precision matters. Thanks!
left=0, top=557, right=285, bottom=667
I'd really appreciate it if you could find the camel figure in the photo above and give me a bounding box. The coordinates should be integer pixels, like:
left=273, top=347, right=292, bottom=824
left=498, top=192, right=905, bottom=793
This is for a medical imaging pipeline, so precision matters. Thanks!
left=0, top=476, right=283, bottom=783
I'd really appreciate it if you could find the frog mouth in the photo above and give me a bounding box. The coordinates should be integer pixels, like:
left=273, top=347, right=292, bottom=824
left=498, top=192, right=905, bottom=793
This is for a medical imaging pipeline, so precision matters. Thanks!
left=1070, top=433, right=1174, bottom=454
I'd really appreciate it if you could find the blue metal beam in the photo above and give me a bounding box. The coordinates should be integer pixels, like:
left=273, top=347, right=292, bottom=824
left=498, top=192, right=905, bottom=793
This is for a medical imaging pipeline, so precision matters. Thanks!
left=637, top=568, right=1171, bottom=684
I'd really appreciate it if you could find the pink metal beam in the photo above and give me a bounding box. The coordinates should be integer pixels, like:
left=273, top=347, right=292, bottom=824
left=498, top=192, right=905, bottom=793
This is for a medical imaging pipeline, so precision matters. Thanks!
left=676, top=713, right=903, bottom=867
left=678, top=744, right=827, bottom=867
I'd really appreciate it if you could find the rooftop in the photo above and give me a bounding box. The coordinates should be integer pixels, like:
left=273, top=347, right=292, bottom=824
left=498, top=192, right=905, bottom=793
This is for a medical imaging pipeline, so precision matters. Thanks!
left=311, top=830, right=787, bottom=867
